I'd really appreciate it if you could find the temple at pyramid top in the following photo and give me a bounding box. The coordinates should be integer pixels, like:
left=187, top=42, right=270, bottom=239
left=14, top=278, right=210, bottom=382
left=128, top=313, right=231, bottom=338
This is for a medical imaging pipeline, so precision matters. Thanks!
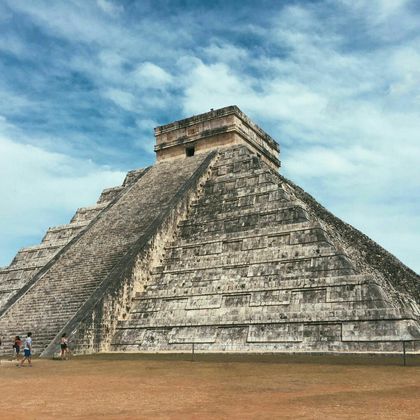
left=154, top=105, right=281, bottom=170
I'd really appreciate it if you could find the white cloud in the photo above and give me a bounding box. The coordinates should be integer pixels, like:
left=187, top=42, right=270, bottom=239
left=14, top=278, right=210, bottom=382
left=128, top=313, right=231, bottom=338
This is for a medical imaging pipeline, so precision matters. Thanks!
left=102, top=88, right=136, bottom=111
left=132, top=62, right=173, bottom=88
left=136, top=118, right=158, bottom=131
left=133, top=118, right=158, bottom=153
left=339, top=0, right=420, bottom=41
left=203, top=42, right=248, bottom=63
left=5, top=0, right=134, bottom=50
left=341, top=0, right=409, bottom=23
left=96, top=0, right=123, bottom=15
left=0, top=134, right=125, bottom=266
left=286, top=147, right=356, bottom=178
left=388, top=47, right=420, bottom=100
left=1, top=0, right=419, bottom=273
left=0, top=87, right=34, bottom=116
left=176, top=3, right=420, bottom=272
left=182, top=61, right=252, bottom=115
left=98, top=50, right=125, bottom=68
left=0, top=33, right=28, bottom=56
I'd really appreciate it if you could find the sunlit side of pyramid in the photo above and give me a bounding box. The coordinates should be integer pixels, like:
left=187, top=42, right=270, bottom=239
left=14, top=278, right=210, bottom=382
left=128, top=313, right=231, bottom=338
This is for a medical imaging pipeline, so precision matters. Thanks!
left=0, top=106, right=419, bottom=356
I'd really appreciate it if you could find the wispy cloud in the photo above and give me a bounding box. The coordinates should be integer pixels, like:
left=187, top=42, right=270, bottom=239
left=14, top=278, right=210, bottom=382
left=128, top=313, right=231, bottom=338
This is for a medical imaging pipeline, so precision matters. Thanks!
left=96, top=0, right=124, bottom=16
left=0, top=0, right=419, bottom=271
left=0, top=119, right=125, bottom=265
left=102, top=88, right=137, bottom=111
left=132, top=62, right=173, bottom=88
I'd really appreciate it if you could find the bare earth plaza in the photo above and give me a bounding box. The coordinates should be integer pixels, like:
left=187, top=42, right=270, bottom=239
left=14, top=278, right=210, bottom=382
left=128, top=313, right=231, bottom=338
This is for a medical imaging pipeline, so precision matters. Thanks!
left=0, top=354, right=419, bottom=419
left=1, top=1, right=420, bottom=419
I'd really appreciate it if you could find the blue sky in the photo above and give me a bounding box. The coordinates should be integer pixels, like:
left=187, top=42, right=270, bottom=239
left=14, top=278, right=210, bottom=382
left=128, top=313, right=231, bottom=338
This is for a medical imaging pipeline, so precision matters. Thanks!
left=0, top=0, right=419, bottom=272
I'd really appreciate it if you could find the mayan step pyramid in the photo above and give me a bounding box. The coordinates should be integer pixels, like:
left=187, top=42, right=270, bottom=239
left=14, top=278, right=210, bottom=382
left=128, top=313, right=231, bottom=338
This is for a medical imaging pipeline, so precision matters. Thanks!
left=0, top=106, right=419, bottom=356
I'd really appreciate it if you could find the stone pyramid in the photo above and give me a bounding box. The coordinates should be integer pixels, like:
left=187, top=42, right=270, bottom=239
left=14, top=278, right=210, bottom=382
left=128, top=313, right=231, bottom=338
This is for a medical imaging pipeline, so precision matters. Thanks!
left=0, top=106, right=419, bottom=356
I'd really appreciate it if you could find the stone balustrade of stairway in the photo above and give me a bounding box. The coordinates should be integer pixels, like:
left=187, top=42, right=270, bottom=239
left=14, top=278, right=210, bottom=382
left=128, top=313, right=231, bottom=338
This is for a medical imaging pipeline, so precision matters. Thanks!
left=0, top=154, right=212, bottom=355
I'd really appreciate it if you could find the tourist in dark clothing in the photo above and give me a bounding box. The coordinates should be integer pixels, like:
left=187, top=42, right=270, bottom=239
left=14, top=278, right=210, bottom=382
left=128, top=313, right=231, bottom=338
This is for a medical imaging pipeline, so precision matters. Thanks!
left=13, top=336, right=22, bottom=361
left=60, top=333, right=69, bottom=360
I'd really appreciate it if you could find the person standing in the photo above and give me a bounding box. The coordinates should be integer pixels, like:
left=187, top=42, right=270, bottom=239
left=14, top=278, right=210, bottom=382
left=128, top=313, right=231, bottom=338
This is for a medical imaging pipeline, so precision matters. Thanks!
left=19, top=332, right=32, bottom=367
left=13, top=336, right=22, bottom=361
left=60, top=333, right=69, bottom=360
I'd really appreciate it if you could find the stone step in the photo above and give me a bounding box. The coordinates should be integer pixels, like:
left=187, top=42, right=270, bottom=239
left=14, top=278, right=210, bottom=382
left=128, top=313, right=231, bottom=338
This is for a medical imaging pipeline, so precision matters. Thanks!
left=190, top=195, right=289, bottom=217
left=128, top=287, right=389, bottom=316
left=178, top=207, right=309, bottom=239
left=186, top=198, right=301, bottom=223
left=110, top=317, right=420, bottom=353
left=165, top=228, right=331, bottom=258
left=138, top=274, right=372, bottom=299
left=200, top=182, right=280, bottom=204
left=163, top=242, right=335, bottom=268
left=122, top=168, right=147, bottom=187
left=42, top=221, right=89, bottom=245
left=129, top=297, right=389, bottom=318
left=152, top=253, right=354, bottom=276
left=211, top=152, right=261, bottom=169
left=97, top=186, right=124, bottom=204
left=116, top=306, right=405, bottom=330
left=172, top=221, right=319, bottom=248
left=150, top=271, right=358, bottom=298
left=70, top=202, right=108, bottom=223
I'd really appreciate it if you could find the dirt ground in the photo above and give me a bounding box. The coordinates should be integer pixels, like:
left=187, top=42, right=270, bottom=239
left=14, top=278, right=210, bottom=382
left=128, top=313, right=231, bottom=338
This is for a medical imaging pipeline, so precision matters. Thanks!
left=0, top=353, right=419, bottom=419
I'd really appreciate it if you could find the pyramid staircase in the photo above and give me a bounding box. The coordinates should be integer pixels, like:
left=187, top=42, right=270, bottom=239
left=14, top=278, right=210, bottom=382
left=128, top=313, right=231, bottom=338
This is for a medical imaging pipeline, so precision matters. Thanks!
left=0, top=169, right=145, bottom=312
left=0, top=153, right=214, bottom=356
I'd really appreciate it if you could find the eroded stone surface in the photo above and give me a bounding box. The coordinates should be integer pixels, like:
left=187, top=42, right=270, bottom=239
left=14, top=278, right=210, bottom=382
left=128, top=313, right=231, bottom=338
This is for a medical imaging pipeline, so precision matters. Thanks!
left=111, top=146, right=420, bottom=353
left=0, top=169, right=145, bottom=313
left=0, top=160, right=211, bottom=355
left=1, top=106, right=419, bottom=356
left=155, top=105, right=280, bottom=170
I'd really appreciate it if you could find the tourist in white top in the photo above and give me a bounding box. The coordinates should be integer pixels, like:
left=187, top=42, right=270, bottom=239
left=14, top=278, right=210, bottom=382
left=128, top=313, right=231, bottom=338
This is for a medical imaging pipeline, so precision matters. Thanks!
left=19, top=332, right=32, bottom=367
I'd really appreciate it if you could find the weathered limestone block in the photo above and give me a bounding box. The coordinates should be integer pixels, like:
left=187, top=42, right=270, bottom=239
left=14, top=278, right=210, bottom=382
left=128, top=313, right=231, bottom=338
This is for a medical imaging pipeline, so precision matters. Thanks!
left=169, top=327, right=217, bottom=344
left=342, top=320, right=420, bottom=341
left=186, top=295, right=222, bottom=310
left=248, top=324, right=303, bottom=343
left=70, top=203, right=108, bottom=223
left=97, top=186, right=124, bottom=204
